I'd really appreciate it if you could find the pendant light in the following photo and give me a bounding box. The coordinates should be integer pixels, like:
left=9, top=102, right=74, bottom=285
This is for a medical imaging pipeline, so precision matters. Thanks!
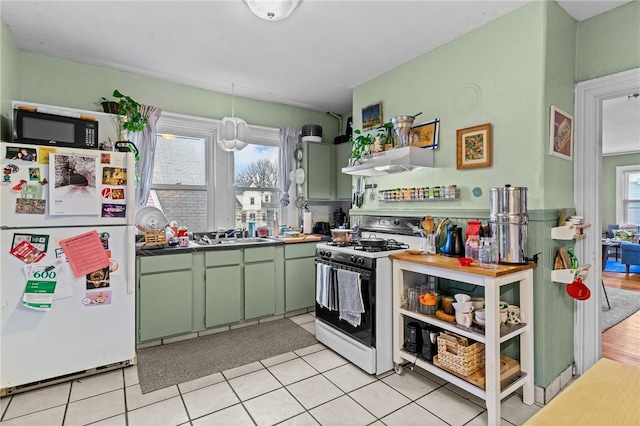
left=244, top=0, right=302, bottom=21
left=218, top=83, right=249, bottom=152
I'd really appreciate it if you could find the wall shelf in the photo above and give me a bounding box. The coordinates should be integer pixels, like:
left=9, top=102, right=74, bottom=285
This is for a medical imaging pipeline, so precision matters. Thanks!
left=551, top=223, right=591, bottom=240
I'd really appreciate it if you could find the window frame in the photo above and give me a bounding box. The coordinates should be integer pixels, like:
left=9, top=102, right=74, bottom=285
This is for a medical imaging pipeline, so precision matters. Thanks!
left=615, top=164, right=640, bottom=224
left=152, top=111, right=281, bottom=232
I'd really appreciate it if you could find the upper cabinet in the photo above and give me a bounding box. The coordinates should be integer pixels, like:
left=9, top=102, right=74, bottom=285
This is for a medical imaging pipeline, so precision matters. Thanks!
left=299, top=141, right=334, bottom=200
left=335, top=143, right=352, bottom=201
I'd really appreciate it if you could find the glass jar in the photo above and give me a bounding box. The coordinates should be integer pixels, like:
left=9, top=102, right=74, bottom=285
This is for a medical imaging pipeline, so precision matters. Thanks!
left=465, top=235, right=479, bottom=261
left=479, top=237, right=499, bottom=269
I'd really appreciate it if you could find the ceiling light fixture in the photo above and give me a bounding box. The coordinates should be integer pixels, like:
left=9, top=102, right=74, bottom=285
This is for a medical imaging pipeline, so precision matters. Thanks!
left=244, top=0, right=302, bottom=21
left=218, top=83, right=249, bottom=152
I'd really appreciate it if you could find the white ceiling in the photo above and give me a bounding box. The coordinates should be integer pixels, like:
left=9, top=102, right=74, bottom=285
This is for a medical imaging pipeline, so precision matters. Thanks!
left=1, top=0, right=637, bottom=153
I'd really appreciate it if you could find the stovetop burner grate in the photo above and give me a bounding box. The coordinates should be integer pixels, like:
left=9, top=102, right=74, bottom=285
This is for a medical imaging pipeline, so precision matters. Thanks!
left=354, top=240, right=409, bottom=252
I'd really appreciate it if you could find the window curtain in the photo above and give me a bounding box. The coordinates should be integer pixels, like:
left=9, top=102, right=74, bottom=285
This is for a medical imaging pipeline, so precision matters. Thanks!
left=128, top=105, right=162, bottom=210
left=279, top=127, right=300, bottom=227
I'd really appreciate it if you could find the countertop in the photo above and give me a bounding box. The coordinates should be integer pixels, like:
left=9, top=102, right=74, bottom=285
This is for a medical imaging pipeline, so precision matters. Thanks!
left=136, top=234, right=329, bottom=256
left=389, top=252, right=536, bottom=277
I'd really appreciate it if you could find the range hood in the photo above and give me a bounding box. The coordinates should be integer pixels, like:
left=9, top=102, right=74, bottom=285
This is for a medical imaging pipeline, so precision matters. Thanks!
left=341, top=146, right=434, bottom=176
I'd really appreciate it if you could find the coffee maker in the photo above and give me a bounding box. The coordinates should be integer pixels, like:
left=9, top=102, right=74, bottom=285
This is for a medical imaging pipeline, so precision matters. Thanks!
left=403, top=322, right=422, bottom=353
left=332, top=207, right=347, bottom=229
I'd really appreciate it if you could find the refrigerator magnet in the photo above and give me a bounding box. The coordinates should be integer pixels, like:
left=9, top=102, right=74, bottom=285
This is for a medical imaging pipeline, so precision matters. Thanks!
left=83, top=290, right=111, bottom=306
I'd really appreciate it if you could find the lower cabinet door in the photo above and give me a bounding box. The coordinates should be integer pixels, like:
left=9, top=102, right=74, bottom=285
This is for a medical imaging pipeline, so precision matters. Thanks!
left=245, top=262, right=276, bottom=320
left=139, top=271, right=192, bottom=342
left=205, top=266, right=242, bottom=328
left=285, top=257, right=316, bottom=311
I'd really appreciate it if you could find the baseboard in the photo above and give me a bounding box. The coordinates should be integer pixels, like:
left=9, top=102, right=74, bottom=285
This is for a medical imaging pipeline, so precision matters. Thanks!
left=534, top=363, right=575, bottom=405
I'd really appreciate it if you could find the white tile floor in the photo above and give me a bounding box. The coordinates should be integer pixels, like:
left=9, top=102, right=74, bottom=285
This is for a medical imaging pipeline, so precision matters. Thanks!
left=0, top=314, right=542, bottom=426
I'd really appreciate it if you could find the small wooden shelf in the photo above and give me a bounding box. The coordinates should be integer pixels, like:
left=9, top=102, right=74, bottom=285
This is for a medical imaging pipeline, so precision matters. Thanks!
left=551, top=223, right=591, bottom=240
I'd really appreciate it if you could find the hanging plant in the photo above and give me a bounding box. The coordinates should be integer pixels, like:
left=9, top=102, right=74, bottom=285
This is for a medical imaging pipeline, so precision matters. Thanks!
left=101, top=90, right=148, bottom=141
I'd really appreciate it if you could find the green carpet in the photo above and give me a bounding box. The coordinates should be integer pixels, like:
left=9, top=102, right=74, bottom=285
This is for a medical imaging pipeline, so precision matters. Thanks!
left=137, top=318, right=317, bottom=393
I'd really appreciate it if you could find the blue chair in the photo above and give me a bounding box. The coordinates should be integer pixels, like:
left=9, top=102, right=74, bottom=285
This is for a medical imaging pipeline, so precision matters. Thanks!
left=620, top=242, right=640, bottom=274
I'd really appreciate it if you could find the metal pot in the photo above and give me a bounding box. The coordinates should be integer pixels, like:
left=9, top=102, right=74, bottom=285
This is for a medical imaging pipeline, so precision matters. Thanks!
left=358, top=237, right=387, bottom=248
left=488, top=185, right=528, bottom=264
left=331, top=229, right=353, bottom=243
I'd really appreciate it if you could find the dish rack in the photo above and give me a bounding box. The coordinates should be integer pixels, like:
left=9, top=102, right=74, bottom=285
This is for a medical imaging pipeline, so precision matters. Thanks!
left=136, top=225, right=168, bottom=249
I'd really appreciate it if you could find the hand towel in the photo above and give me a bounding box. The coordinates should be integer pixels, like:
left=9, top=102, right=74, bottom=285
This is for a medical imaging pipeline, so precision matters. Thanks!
left=315, top=263, right=331, bottom=308
left=336, top=269, right=364, bottom=327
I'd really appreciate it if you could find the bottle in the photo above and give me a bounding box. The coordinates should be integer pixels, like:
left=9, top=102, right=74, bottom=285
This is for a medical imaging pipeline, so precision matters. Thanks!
left=465, top=235, right=479, bottom=261
left=479, top=237, right=499, bottom=269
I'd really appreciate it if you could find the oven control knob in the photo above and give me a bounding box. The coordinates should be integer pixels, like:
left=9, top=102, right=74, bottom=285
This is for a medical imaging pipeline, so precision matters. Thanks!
left=349, top=255, right=356, bottom=264
left=356, top=257, right=365, bottom=265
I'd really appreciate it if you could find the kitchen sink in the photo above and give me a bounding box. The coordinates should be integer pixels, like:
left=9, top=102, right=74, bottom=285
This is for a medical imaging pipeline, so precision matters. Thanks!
left=189, top=236, right=275, bottom=247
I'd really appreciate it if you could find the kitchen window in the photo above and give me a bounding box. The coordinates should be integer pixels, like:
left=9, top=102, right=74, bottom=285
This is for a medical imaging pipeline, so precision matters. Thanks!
left=147, top=111, right=281, bottom=233
left=234, top=142, right=280, bottom=232
left=616, top=165, right=640, bottom=225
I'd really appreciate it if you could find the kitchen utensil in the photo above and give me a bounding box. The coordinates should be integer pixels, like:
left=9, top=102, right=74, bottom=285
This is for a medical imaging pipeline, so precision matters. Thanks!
left=256, top=227, right=269, bottom=237
left=403, top=322, right=422, bottom=353
left=458, top=257, right=473, bottom=266
left=358, top=237, right=387, bottom=248
left=456, top=311, right=474, bottom=328
left=489, top=185, right=528, bottom=264
left=567, top=277, right=591, bottom=300
left=294, top=168, right=305, bottom=184
left=452, top=302, right=474, bottom=313
left=135, top=207, right=168, bottom=230
left=331, top=229, right=353, bottom=243
left=422, top=215, right=435, bottom=234
left=454, top=293, right=471, bottom=303
left=443, top=224, right=464, bottom=257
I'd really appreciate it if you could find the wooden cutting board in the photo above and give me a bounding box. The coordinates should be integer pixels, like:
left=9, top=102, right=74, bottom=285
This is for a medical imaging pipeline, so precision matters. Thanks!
left=279, top=235, right=322, bottom=243
left=433, top=355, right=520, bottom=389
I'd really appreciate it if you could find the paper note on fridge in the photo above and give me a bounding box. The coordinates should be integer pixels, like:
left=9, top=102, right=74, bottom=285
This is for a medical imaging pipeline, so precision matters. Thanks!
left=59, top=231, right=110, bottom=277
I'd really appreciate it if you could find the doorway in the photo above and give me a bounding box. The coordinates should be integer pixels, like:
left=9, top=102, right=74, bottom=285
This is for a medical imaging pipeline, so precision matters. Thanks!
left=573, top=67, right=640, bottom=375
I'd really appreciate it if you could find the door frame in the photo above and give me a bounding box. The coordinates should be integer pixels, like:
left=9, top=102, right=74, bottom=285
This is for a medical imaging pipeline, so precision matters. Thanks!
left=573, top=67, right=640, bottom=375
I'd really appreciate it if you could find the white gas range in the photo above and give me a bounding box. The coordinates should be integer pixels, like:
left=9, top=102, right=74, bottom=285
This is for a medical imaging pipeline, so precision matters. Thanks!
left=314, top=216, right=423, bottom=375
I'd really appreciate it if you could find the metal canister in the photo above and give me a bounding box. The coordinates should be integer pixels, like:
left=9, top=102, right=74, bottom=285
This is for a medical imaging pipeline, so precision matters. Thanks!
left=488, top=185, right=528, bottom=264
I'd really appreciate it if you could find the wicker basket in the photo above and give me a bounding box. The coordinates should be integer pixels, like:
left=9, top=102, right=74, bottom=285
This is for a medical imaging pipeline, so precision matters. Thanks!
left=437, top=334, right=485, bottom=376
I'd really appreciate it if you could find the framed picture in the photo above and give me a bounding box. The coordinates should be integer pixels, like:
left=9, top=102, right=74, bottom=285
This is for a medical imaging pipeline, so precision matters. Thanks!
left=456, top=123, right=492, bottom=170
left=362, top=102, right=382, bottom=131
left=410, top=119, right=440, bottom=149
left=549, top=106, right=573, bottom=160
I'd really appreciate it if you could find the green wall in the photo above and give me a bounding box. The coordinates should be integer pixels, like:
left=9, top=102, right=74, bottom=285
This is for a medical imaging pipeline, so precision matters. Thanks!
left=1, top=25, right=340, bottom=142
left=602, top=154, right=640, bottom=231
left=542, top=1, right=577, bottom=209
left=352, top=2, right=551, bottom=212
left=576, top=1, right=640, bottom=82
left=0, top=20, right=23, bottom=142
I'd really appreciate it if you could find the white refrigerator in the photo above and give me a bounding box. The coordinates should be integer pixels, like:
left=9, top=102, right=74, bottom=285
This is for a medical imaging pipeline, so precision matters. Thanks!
left=0, top=141, right=136, bottom=395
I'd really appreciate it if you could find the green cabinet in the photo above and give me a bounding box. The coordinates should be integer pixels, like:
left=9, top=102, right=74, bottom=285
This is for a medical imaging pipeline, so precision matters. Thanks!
left=284, top=242, right=317, bottom=311
left=204, top=250, right=242, bottom=328
left=244, top=246, right=276, bottom=319
left=300, top=141, right=334, bottom=200
left=137, top=254, right=193, bottom=342
left=335, top=142, right=353, bottom=201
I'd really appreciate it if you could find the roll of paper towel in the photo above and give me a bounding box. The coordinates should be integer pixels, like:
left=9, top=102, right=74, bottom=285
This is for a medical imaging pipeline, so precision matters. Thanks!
left=303, top=212, right=312, bottom=234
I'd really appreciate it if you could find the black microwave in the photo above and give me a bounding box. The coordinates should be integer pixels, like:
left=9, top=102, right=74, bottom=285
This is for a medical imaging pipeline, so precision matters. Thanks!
left=13, top=108, right=99, bottom=149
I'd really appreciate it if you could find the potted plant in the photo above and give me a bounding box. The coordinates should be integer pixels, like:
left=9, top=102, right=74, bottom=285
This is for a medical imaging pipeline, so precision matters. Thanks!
left=348, top=129, right=374, bottom=165
left=101, top=90, right=148, bottom=141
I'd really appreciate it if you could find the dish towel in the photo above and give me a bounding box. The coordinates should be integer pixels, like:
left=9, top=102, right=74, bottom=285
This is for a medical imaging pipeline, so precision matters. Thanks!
left=337, top=269, right=364, bottom=327
left=316, top=263, right=332, bottom=309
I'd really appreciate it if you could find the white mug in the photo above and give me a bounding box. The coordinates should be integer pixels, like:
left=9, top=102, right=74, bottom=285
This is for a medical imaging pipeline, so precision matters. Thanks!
left=507, top=305, right=522, bottom=324
left=456, top=311, right=474, bottom=328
